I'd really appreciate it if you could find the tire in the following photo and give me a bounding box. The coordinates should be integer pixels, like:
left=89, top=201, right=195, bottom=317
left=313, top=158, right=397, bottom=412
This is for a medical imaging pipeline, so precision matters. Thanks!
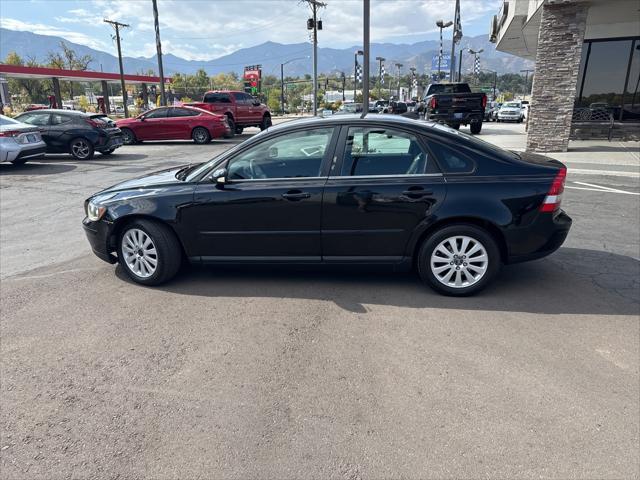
left=192, top=126, right=211, bottom=144
left=470, top=122, right=482, bottom=134
left=120, top=128, right=136, bottom=145
left=224, top=115, right=235, bottom=138
left=69, top=137, right=94, bottom=160
left=101, top=149, right=115, bottom=155
left=260, top=114, right=272, bottom=131
left=417, top=224, right=501, bottom=296
left=448, top=123, right=460, bottom=130
left=235, top=126, right=244, bottom=135
left=11, top=157, right=28, bottom=165
left=117, top=219, right=182, bottom=286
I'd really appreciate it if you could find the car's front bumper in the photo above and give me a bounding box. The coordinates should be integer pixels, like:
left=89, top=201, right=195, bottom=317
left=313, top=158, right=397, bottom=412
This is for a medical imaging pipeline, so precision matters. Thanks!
left=83, top=217, right=117, bottom=264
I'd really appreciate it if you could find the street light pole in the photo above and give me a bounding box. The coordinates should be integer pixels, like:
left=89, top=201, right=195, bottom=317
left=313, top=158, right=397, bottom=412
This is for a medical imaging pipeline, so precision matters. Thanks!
left=409, top=66, right=416, bottom=99
left=469, top=48, right=484, bottom=85
left=362, top=0, right=370, bottom=116
left=395, top=63, right=403, bottom=100
left=458, top=48, right=464, bottom=82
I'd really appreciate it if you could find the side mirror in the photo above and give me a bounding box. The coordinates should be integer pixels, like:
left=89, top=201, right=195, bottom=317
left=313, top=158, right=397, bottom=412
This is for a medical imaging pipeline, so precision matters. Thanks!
left=139, top=116, right=146, bottom=121
left=253, top=101, right=261, bottom=107
left=211, top=167, right=227, bottom=185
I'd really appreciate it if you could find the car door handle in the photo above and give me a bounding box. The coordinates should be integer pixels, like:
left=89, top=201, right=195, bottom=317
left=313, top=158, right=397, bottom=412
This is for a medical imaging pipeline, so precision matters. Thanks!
left=402, top=187, right=433, bottom=197
left=282, top=191, right=311, bottom=201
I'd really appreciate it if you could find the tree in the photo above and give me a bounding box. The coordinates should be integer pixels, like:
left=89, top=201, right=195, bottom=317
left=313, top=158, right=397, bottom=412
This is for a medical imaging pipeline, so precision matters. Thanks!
left=47, top=41, right=93, bottom=99
left=210, top=72, right=242, bottom=90
left=3, top=52, right=50, bottom=104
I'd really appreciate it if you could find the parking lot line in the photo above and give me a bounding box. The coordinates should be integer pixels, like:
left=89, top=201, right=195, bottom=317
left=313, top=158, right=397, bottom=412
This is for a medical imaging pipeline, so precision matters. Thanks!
left=566, top=181, right=640, bottom=195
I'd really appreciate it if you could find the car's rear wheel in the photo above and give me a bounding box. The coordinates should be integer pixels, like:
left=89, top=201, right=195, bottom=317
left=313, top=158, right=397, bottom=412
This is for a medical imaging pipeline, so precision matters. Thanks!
left=224, top=115, right=235, bottom=138
left=417, top=224, right=500, bottom=296
left=470, top=122, right=482, bottom=134
left=235, top=126, right=244, bottom=135
left=192, top=126, right=211, bottom=144
left=448, top=123, right=460, bottom=130
left=69, top=137, right=94, bottom=160
left=260, top=114, right=272, bottom=131
left=117, top=219, right=182, bottom=286
left=121, top=128, right=136, bottom=145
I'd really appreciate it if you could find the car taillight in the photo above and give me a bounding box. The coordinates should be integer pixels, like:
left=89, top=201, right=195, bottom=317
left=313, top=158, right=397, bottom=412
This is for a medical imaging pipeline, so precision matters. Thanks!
left=430, top=97, right=437, bottom=109
left=482, top=94, right=487, bottom=109
left=540, top=167, right=566, bottom=212
left=0, top=130, right=20, bottom=137
left=85, top=119, right=101, bottom=128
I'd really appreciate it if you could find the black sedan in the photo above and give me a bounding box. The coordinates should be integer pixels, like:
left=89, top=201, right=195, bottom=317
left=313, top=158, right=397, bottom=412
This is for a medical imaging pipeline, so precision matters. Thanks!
left=83, top=115, right=571, bottom=296
left=14, top=109, right=123, bottom=160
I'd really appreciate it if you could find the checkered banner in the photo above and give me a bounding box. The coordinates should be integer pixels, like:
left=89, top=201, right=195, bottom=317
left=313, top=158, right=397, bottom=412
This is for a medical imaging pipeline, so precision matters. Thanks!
left=412, top=76, right=418, bottom=89
left=474, top=56, right=481, bottom=75
left=355, top=64, right=362, bottom=82
left=380, top=64, right=385, bottom=84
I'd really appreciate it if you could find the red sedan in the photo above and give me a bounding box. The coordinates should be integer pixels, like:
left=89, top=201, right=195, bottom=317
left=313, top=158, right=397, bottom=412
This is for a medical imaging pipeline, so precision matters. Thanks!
left=116, top=106, right=231, bottom=145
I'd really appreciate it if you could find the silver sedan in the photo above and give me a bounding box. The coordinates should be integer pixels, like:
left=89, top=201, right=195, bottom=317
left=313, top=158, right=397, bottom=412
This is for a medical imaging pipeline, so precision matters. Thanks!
left=0, top=114, right=47, bottom=165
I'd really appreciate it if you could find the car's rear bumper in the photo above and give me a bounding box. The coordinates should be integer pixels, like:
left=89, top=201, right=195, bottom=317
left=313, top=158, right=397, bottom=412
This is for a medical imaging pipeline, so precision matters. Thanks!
left=426, top=111, right=483, bottom=125
left=83, top=218, right=117, bottom=264
left=1, top=142, right=47, bottom=162
left=505, top=210, right=572, bottom=264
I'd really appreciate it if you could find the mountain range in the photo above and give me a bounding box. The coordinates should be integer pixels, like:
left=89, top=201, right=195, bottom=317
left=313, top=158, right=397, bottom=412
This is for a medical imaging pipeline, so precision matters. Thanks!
left=0, top=27, right=532, bottom=78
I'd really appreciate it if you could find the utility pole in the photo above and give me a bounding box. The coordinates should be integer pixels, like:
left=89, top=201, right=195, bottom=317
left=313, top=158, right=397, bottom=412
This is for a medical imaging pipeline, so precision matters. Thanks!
left=104, top=19, right=130, bottom=117
left=376, top=56, right=385, bottom=100
left=520, top=69, right=533, bottom=100
left=361, top=0, right=370, bottom=116
left=303, top=0, right=326, bottom=116
left=409, top=66, right=416, bottom=99
left=151, top=0, right=166, bottom=106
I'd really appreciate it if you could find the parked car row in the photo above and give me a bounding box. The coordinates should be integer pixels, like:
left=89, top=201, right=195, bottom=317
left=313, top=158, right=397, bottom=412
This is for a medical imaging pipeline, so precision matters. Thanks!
left=1, top=91, right=271, bottom=165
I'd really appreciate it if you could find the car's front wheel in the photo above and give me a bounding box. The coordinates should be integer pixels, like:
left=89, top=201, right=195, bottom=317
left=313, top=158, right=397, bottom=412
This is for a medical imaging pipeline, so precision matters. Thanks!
left=260, top=114, right=272, bottom=131
left=470, top=122, right=482, bottom=134
left=117, top=219, right=182, bottom=286
left=69, top=137, right=94, bottom=160
left=417, top=224, right=500, bottom=296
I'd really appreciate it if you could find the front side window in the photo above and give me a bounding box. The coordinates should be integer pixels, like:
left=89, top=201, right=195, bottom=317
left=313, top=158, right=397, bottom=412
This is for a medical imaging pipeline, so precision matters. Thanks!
left=340, top=127, right=438, bottom=176
left=227, top=127, right=334, bottom=180
left=18, top=113, right=50, bottom=126
left=144, top=108, right=168, bottom=119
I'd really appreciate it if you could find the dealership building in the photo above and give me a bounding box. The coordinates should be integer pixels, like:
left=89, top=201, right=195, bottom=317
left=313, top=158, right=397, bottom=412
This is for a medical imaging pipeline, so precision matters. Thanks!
left=490, top=0, right=640, bottom=152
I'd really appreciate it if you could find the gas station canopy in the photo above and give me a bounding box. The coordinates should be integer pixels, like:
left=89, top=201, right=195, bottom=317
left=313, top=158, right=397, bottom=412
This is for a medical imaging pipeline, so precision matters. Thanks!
left=0, top=64, right=171, bottom=84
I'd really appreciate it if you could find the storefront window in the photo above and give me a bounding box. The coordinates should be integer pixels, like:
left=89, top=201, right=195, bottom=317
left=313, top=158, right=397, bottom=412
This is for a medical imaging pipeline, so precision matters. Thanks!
left=575, top=37, right=640, bottom=121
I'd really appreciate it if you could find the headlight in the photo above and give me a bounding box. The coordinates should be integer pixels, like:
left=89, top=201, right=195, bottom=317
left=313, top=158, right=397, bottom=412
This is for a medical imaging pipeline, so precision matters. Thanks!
left=86, top=201, right=107, bottom=221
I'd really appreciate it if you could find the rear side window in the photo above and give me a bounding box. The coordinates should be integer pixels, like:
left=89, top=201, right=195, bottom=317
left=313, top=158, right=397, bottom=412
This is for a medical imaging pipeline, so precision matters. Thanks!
left=427, top=141, right=475, bottom=174
left=340, top=127, right=439, bottom=176
left=170, top=108, right=198, bottom=117
left=50, top=113, right=73, bottom=125
left=204, top=93, right=231, bottom=103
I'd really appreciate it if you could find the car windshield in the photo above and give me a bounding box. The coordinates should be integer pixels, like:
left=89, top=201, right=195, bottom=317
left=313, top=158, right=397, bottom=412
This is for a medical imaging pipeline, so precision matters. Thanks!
left=504, top=102, right=521, bottom=108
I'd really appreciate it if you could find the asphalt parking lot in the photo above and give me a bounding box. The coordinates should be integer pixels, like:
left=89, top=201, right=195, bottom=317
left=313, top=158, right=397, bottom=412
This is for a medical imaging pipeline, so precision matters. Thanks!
left=1, top=121, right=638, bottom=479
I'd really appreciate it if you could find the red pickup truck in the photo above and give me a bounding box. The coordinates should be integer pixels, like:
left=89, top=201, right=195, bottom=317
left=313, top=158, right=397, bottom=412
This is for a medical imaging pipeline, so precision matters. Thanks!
left=186, top=91, right=271, bottom=136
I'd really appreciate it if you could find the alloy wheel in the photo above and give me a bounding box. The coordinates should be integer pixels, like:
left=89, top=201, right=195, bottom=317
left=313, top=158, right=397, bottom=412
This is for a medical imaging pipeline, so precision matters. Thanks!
left=430, top=235, right=488, bottom=289
left=121, top=228, right=158, bottom=278
left=193, top=128, right=208, bottom=143
left=71, top=139, right=91, bottom=159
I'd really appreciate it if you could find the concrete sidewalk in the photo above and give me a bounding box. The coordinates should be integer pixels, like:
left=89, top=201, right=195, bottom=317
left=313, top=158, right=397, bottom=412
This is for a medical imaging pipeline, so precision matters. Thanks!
left=480, top=122, right=640, bottom=179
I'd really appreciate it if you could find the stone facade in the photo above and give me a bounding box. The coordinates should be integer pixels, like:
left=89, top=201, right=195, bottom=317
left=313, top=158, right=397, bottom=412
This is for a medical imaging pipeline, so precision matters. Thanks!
left=526, top=1, right=588, bottom=152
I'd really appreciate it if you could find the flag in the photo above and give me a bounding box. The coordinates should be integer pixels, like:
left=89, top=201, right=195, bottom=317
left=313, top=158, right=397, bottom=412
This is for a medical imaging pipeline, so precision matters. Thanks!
left=380, top=64, right=385, bottom=84
left=474, top=56, right=480, bottom=75
left=355, top=64, right=362, bottom=82
left=453, top=0, right=463, bottom=44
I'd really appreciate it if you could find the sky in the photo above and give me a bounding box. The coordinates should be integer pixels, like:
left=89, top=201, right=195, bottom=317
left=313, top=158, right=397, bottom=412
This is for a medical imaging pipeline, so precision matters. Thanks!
left=0, top=0, right=501, bottom=60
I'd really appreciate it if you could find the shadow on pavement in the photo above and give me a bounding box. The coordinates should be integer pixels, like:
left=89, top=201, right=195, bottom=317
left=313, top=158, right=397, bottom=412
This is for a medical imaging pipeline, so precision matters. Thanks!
left=117, top=247, right=639, bottom=316
left=0, top=162, right=77, bottom=175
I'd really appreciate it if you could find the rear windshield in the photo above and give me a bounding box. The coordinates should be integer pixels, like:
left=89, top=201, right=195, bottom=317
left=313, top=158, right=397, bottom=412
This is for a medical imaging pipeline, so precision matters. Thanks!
left=204, top=93, right=231, bottom=103
left=430, top=123, right=520, bottom=161
left=427, top=83, right=471, bottom=95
